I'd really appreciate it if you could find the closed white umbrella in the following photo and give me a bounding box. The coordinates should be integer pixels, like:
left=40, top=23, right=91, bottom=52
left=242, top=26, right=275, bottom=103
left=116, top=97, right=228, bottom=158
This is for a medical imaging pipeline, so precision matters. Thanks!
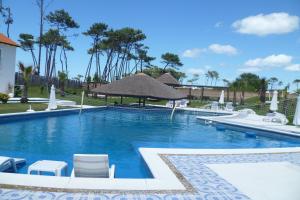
left=219, top=90, right=225, bottom=104
left=47, top=85, right=57, bottom=110
left=266, top=91, right=270, bottom=101
left=293, top=95, right=300, bottom=126
left=270, top=90, right=278, bottom=111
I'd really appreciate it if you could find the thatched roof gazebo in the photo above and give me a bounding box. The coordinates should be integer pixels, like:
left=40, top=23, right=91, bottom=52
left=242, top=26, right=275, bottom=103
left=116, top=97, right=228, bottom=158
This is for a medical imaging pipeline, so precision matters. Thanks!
left=156, top=73, right=180, bottom=86
left=91, top=73, right=186, bottom=106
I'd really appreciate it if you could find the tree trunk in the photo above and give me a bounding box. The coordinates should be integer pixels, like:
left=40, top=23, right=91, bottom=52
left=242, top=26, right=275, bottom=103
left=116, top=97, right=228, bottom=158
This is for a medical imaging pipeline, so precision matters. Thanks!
left=37, top=0, right=44, bottom=75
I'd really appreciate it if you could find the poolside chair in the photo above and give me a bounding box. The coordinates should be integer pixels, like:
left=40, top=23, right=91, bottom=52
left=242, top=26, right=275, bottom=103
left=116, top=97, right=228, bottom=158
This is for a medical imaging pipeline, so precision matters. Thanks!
left=237, top=109, right=256, bottom=118
left=166, top=100, right=181, bottom=108
left=225, top=102, right=234, bottom=112
left=71, top=154, right=115, bottom=178
left=263, top=112, right=288, bottom=125
left=179, top=99, right=189, bottom=108
left=0, top=156, right=26, bottom=172
left=211, top=101, right=219, bottom=111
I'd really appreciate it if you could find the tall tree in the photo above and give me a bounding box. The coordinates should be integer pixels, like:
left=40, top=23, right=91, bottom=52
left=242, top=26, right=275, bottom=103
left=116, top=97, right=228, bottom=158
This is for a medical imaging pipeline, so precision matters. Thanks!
left=161, top=53, right=183, bottom=71
left=0, top=2, right=13, bottom=38
left=58, top=70, right=67, bottom=96
left=222, top=79, right=230, bottom=87
left=259, top=78, right=267, bottom=105
left=268, top=77, right=278, bottom=90
left=36, top=0, right=53, bottom=75
left=83, top=22, right=108, bottom=82
left=293, top=79, right=300, bottom=92
left=18, top=33, right=38, bottom=68
left=211, top=71, right=219, bottom=86
left=46, top=9, right=79, bottom=73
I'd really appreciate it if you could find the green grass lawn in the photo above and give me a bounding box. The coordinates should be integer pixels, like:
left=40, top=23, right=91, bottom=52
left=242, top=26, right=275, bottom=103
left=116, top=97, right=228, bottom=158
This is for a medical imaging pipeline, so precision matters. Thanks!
left=0, top=103, right=48, bottom=114
left=0, top=103, right=69, bottom=114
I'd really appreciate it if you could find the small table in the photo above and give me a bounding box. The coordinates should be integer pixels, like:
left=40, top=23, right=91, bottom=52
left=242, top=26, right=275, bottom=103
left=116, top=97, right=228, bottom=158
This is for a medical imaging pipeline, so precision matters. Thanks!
left=28, top=160, right=68, bottom=176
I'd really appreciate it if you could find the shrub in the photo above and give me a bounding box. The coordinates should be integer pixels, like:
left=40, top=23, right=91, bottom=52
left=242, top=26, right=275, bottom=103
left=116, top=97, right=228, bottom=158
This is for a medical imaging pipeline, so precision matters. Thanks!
left=14, top=85, right=22, bottom=97
left=0, top=93, right=9, bottom=104
left=20, top=97, right=28, bottom=103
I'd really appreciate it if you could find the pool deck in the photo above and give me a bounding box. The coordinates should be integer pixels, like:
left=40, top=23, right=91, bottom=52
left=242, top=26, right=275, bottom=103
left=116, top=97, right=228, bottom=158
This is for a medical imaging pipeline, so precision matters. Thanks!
left=1, top=107, right=300, bottom=199
left=196, top=113, right=300, bottom=137
left=1, top=147, right=300, bottom=200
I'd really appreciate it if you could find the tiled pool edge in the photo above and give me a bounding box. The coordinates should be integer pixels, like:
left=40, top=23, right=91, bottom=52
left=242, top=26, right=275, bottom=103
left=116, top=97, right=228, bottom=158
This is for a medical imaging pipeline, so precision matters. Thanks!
left=1, top=147, right=300, bottom=193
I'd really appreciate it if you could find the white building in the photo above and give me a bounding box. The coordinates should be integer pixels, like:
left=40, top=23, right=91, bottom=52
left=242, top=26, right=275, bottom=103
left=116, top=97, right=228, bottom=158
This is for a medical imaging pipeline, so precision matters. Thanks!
left=0, top=33, right=18, bottom=96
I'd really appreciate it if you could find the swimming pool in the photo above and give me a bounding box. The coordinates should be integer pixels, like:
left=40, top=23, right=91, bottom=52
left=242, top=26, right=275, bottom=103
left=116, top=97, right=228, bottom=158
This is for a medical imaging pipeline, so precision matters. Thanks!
left=1, top=107, right=300, bottom=178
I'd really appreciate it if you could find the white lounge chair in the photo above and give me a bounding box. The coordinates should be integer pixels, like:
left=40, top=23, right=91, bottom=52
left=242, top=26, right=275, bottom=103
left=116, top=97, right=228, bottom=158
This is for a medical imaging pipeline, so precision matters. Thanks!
left=166, top=100, right=181, bottom=108
left=0, top=156, right=26, bottom=172
left=225, top=102, right=234, bottom=112
left=71, top=154, right=115, bottom=178
left=179, top=99, right=189, bottom=108
left=211, top=101, right=219, bottom=111
left=237, top=109, right=256, bottom=118
left=263, top=112, right=289, bottom=125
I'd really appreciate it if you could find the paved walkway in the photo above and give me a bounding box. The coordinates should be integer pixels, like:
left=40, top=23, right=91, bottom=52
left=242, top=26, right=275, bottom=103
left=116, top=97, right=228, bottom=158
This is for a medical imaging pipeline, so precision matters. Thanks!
left=1, top=152, right=300, bottom=200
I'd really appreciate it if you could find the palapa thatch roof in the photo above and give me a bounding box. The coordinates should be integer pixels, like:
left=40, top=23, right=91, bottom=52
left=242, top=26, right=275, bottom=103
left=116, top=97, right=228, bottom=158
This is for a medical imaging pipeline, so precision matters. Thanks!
left=156, top=73, right=180, bottom=86
left=91, top=73, right=186, bottom=100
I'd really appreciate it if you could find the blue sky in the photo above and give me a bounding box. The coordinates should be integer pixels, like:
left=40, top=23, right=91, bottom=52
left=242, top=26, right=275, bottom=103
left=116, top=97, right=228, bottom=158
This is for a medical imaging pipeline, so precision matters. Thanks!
left=1, top=0, right=300, bottom=89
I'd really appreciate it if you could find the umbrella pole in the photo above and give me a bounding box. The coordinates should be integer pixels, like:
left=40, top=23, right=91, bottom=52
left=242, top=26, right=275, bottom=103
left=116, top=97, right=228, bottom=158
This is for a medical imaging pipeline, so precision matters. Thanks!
left=143, top=98, right=146, bottom=107
left=139, top=98, right=141, bottom=107
left=120, top=96, right=123, bottom=104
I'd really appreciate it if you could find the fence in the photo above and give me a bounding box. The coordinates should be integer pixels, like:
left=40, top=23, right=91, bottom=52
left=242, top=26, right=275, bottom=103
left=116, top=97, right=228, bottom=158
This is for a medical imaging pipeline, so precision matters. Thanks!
left=15, top=73, right=83, bottom=89
left=236, top=97, right=297, bottom=120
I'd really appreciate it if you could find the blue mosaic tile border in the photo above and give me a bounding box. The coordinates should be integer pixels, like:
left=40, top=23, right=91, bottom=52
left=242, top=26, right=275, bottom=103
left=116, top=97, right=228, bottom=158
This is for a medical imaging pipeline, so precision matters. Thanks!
left=1, top=152, right=300, bottom=200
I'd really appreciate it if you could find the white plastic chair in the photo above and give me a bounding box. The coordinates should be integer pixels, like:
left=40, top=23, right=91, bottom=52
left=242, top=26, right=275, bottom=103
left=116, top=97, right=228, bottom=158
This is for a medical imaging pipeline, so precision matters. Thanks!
left=225, top=102, right=234, bottom=112
left=71, top=154, right=115, bottom=178
left=179, top=99, right=189, bottom=108
left=211, top=101, right=219, bottom=111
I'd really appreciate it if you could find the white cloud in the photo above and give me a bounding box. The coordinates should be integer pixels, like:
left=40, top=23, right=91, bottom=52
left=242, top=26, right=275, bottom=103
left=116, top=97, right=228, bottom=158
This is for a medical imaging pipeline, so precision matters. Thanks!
left=232, top=12, right=299, bottom=36
left=239, top=54, right=300, bottom=73
left=185, top=68, right=205, bottom=75
left=285, top=64, right=300, bottom=71
left=182, top=48, right=203, bottom=58
left=245, top=54, right=292, bottom=68
left=238, top=67, right=261, bottom=73
left=204, top=65, right=211, bottom=70
left=208, top=44, right=238, bottom=55
left=214, top=22, right=223, bottom=28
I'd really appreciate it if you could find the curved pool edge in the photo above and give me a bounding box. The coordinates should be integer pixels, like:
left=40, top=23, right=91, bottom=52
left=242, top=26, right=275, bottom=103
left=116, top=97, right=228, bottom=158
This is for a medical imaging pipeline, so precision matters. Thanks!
left=0, top=106, right=107, bottom=118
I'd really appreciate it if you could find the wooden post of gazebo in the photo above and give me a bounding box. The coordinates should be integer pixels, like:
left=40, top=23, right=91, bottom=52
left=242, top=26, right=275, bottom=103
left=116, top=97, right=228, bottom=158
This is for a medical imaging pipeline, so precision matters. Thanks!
left=143, top=98, right=146, bottom=107
left=120, top=96, right=123, bottom=104
left=226, top=88, right=230, bottom=101
left=201, top=87, right=204, bottom=102
left=138, top=97, right=141, bottom=107
left=105, top=95, right=108, bottom=105
left=172, top=100, right=175, bottom=108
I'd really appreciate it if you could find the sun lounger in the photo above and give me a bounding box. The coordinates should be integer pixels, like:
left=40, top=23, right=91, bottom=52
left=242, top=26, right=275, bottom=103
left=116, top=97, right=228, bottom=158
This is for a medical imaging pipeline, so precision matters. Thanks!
left=0, top=156, right=26, bottom=172
left=263, top=112, right=288, bottom=125
left=71, top=154, right=115, bottom=178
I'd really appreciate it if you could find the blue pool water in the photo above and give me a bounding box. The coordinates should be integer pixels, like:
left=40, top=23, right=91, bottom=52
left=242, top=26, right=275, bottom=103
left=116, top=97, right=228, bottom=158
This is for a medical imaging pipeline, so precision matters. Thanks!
left=0, top=107, right=300, bottom=178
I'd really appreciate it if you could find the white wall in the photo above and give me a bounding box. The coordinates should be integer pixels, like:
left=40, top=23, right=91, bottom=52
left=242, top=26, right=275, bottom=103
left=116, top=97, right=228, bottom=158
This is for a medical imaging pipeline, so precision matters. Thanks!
left=0, top=43, right=16, bottom=95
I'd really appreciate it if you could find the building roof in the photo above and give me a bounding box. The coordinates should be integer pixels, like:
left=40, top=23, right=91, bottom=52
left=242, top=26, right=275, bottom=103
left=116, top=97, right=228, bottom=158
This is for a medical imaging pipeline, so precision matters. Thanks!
left=156, top=73, right=180, bottom=86
left=91, top=73, right=187, bottom=100
left=0, top=33, right=19, bottom=47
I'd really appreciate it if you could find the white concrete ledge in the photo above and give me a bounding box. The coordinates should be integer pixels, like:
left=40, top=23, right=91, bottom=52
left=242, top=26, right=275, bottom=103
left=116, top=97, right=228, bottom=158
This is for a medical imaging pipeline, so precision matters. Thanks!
left=1, top=147, right=300, bottom=192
